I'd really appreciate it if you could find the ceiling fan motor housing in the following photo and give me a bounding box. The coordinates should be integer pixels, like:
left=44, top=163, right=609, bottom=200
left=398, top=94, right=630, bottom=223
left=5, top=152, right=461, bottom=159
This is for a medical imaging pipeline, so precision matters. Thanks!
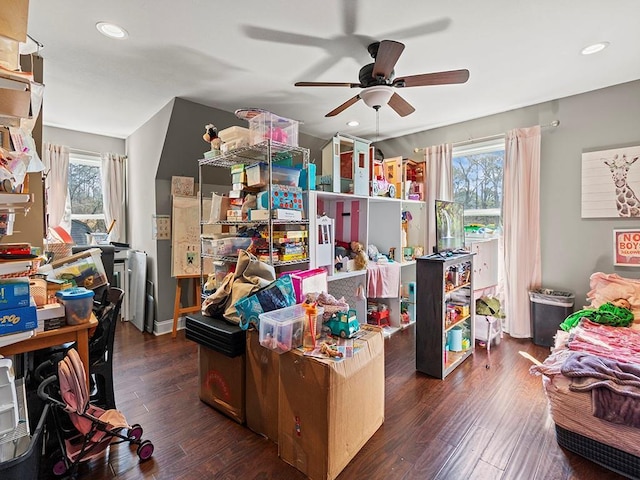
left=359, top=63, right=394, bottom=86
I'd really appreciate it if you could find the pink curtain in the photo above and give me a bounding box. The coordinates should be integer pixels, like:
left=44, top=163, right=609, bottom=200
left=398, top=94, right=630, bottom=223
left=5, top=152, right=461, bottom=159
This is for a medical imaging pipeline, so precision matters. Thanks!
left=100, top=153, right=127, bottom=242
left=502, top=126, right=541, bottom=338
left=43, top=143, right=70, bottom=232
left=424, top=144, right=453, bottom=254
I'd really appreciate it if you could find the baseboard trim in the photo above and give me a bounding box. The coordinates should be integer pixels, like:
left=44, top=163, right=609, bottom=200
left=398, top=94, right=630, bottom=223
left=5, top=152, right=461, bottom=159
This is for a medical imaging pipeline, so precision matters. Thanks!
left=154, top=317, right=185, bottom=336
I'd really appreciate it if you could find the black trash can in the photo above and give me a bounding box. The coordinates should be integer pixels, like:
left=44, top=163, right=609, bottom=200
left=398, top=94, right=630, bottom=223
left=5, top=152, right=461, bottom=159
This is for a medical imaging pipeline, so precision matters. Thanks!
left=529, top=289, right=575, bottom=347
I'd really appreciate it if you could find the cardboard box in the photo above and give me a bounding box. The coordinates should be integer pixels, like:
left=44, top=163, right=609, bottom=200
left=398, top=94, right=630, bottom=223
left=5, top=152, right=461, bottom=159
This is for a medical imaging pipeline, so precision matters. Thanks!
left=0, top=76, right=31, bottom=118
left=0, top=304, right=37, bottom=335
left=257, top=185, right=304, bottom=211
left=272, top=209, right=302, bottom=221
left=198, top=345, right=245, bottom=424
left=0, top=1, right=29, bottom=42
left=0, top=277, right=30, bottom=310
left=278, top=327, right=385, bottom=480
left=250, top=209, right=269, bottom=221
left=245, top=329, right=279, bottom=442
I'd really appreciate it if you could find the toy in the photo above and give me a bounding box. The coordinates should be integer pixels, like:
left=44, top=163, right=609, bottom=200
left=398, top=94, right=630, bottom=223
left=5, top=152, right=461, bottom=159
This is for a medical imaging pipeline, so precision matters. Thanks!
left=203, top=124, right=222, bottom=154
left=351, top=241, right=368, bottom=270
left=370, top=159, right=396, bottom=197
left=325, top=309, right=360, bottom=338
left=320, top=342, right=343, bottom=358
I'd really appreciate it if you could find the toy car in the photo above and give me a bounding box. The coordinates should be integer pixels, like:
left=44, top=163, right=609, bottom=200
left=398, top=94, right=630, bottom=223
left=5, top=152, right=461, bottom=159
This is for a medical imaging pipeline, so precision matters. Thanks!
left=325, top=309, right=360, bottom=338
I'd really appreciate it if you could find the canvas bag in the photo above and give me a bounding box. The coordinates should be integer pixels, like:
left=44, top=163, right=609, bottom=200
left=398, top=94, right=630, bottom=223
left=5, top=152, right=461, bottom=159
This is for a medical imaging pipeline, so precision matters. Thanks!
left=201, top=249, right=275, bottom=324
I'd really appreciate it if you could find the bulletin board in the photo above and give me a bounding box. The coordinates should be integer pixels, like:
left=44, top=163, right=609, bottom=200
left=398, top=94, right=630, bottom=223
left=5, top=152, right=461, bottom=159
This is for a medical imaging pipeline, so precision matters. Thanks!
left=171, top=195, right=200, bottom=276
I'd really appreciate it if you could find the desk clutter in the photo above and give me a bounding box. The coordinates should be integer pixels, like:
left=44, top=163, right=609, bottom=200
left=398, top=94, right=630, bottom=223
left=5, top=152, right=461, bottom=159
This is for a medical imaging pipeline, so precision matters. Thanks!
left=0, top=243, right=108, bottom=347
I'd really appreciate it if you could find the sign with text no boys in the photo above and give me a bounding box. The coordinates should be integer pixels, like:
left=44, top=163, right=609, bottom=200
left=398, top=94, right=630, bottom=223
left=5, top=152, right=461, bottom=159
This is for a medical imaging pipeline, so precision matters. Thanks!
left=614, top=229, right=640, bottom=267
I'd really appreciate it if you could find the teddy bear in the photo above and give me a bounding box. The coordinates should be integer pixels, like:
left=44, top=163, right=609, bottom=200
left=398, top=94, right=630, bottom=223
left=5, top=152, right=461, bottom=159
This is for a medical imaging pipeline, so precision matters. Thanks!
left=351, top=241, right=368, bottom=270
left=203, top=123, right=222, bottom=153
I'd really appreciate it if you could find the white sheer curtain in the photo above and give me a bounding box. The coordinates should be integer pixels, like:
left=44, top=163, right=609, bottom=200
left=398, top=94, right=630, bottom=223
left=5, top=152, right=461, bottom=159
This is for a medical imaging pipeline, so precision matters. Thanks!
left=502, top=126, right=541, bottom=338
left=424, top=144, right=453, bottom=254
left=101, top=153, right=127, bottom=243
left=43, top=143, right=70, bottom=233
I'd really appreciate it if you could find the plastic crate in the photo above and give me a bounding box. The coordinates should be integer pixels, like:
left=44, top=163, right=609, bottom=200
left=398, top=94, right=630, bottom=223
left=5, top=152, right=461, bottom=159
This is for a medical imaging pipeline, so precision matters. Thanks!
left=249, top=112, right=299, bottom=147
left=258, top=304, right=306, bottom=354
left=201, top=237, right=252, bottom=256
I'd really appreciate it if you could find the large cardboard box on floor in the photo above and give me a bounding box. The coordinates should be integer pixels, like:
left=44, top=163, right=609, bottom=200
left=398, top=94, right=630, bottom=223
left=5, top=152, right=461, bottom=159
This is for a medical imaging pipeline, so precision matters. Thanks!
left=278, top=326, right=385, bottom=480
left=245, top=328, right=279, bottom=442
left=198, top=345, right=245, bottom=424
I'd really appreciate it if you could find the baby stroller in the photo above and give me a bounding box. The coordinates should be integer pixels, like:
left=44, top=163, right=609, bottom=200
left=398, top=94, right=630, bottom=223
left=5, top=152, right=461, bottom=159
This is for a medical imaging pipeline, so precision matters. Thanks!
left=37, top=348, right=154, bottom=478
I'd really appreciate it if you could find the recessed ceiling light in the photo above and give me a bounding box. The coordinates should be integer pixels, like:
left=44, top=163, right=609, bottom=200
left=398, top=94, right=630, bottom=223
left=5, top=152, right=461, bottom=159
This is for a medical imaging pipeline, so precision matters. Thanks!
left=347, top=120, right=359, bottom=127
left=96, top=22, right=129, bottom=40
left=581, top=42, right=609, bottom=55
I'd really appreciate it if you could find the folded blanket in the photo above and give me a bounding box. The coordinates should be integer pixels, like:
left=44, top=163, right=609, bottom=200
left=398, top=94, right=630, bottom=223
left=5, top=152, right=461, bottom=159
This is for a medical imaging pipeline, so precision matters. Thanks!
left=567, top=320, right=640, bottom=364
left=562, top=351, right=640, bottom=428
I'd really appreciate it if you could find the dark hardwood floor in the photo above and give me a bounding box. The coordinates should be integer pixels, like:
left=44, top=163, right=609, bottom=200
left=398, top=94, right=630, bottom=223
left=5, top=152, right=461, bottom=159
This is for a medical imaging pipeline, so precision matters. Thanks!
left=41, top=321, right=626, bottom=480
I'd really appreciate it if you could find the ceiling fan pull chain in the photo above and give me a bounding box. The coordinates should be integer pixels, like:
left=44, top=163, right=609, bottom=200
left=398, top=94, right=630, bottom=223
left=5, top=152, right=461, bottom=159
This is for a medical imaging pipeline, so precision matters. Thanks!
left=376, top=108, right=380, bottom=142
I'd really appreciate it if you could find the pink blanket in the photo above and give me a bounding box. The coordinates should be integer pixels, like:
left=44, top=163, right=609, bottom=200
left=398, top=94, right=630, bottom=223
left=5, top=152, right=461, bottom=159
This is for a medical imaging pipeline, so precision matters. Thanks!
left=588, top=272, right=640, bottom=322
left=366, top=262, right=400, bottom=298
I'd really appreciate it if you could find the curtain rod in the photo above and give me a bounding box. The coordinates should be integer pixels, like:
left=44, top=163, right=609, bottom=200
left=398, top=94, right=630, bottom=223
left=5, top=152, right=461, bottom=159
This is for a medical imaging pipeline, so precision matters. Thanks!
left=413, top=120, right=560, bottom=152
left=69, top=147, right=101, bottom=156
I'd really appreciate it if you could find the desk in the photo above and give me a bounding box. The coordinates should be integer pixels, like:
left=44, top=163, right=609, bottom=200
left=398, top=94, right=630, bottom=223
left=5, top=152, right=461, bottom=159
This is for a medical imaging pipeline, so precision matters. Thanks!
left=0, top=315, right=98, bottom=386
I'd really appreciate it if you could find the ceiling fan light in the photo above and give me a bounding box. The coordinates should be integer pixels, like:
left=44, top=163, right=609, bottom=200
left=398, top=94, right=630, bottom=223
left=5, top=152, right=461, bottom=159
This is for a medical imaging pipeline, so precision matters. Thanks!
left=347, top=120, right=359, bottom=127
left=360, top=86, right=394, bottom=109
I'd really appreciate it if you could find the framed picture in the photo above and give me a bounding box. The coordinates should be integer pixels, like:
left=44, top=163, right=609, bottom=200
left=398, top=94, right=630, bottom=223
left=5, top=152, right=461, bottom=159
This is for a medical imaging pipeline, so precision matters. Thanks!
left=613, top=229, right=640, bottom=267
left=171, top=176, right=194, bottom=196
left=582, top=145, right=640, bottom=218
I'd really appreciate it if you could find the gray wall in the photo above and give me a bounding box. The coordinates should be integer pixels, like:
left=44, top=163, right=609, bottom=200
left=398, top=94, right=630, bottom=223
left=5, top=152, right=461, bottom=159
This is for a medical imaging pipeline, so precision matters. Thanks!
left=150, top=98, right=326, bottom=326
left=377, top=79, right=640, bottom=307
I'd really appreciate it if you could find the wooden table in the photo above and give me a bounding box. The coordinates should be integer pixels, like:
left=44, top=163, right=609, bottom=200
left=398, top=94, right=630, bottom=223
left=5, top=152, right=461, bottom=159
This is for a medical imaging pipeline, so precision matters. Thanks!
left=0, top=314, right=98, bottom=386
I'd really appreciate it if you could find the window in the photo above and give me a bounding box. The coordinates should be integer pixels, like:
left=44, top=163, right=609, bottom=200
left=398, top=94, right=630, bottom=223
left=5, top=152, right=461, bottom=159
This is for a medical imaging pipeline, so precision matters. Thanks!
left=68, top=152, right=106, bottom=237
left=452, top=138, right=504, bottom=235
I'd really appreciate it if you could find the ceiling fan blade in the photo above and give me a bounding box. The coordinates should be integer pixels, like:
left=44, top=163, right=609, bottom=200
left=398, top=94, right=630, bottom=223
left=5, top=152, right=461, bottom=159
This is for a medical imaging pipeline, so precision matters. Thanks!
left=388, top=93, right=415, bottom=117
left=325, top=95, right=361, bottom=117
left=372, top=40, right=405, bottom=80
left=295, top=81, right=361, bottom=88
left=394, top=69, right=470, bottom=87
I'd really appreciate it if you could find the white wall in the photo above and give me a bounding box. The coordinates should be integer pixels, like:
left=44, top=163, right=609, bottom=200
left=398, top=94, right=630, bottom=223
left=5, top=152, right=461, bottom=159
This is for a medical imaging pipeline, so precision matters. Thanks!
left=43, top=126, right=125, bottom=154
left=125, top=99, right=174, bottom=304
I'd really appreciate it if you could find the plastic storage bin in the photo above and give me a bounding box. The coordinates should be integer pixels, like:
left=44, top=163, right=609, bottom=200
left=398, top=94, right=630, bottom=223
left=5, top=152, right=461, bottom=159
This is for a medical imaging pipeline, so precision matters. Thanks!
left=0, top=378, right=49, bottom=480
left=219, top=126, right=250, bottom=153
left=201, top=237, right=252, bottom=256
left=48, top=247, right=108, bottom=290
left=249, top=112, right=299, bottom=147
left=258, top=304, right=306, bottom=354
left=0, top=358, right=18, bottom=436
left=55, top=287, right=95, bottom=325
left=529, top=288, right=575, bottom=347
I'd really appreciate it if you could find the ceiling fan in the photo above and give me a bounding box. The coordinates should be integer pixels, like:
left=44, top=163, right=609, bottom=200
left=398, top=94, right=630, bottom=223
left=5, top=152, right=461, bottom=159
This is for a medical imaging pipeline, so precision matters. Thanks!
left=294, top=40, right=469, bottom=117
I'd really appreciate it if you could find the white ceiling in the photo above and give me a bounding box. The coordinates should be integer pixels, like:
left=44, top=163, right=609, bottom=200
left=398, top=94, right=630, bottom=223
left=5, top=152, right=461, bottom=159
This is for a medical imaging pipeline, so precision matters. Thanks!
left=26, top=0, right=640, bottom=142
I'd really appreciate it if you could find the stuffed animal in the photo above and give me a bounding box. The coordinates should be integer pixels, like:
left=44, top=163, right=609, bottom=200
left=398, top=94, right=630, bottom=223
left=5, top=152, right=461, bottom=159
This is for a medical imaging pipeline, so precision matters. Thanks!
left=351, top=241, right=368, bottom=270
left=203, top=124, right=222, bottom=152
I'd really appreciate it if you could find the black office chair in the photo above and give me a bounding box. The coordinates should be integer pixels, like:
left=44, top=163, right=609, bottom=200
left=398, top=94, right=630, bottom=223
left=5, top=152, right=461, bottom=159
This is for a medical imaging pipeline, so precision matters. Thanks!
left=89, top=286, right=124, bottom=410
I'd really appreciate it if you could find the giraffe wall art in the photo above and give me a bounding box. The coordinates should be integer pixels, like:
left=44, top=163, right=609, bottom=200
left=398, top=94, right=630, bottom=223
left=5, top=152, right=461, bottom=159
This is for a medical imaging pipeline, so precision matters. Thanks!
left=582, top=145, right=640, bottom=218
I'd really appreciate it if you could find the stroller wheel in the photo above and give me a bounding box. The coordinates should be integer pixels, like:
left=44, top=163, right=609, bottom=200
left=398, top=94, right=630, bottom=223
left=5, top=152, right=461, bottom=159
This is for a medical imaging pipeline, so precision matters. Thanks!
left=129, top=423, right=143, bottom=440
left=137, top=440, right=154, bottom=460
left=53, top=458, right=68, bottom=476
